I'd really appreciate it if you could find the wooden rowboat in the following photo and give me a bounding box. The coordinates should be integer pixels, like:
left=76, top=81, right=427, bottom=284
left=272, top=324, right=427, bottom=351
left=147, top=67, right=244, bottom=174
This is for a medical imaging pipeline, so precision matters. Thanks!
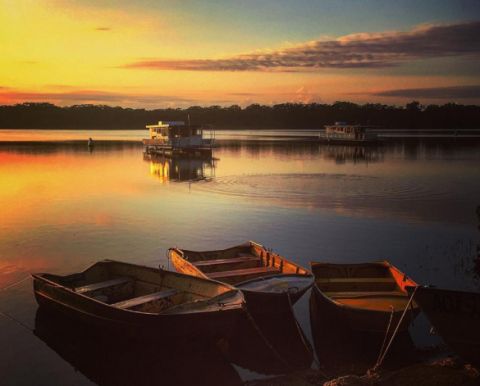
left=310, top=261, right=419, bottom=335
left=169, top=241, right=314, bottom=311
left=407, top=286, right=480, bottom=366
left=32, top=260, right=245, bottom=341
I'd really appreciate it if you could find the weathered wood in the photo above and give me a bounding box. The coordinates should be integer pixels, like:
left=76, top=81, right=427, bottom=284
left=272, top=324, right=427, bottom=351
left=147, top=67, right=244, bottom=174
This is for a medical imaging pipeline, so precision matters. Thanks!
left=310, top=261, right=419, bottom=334
left=193, top=255, right=260, bottom=267
left=315, top=276, right=397, bottom=292
left=112, top=289, right=179, bottom=309
left=316, top=277, right=395, bottom=284
left=208, top=266, right=280, bottom=280
left=32, top=260, right=245, bottom=341
left=74, top=277, right=132, bottom=294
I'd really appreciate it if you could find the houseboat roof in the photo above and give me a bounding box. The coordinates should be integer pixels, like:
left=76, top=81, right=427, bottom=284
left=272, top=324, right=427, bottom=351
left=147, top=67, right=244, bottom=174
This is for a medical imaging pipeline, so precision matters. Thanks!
left=146, top=121, right=186, bottom=129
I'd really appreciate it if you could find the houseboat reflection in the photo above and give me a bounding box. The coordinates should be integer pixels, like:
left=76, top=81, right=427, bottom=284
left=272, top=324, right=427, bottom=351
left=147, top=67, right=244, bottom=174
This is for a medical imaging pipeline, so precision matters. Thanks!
left=320, top=145, right=385, bottom=164
left=143, top=153, right=217, bottom=183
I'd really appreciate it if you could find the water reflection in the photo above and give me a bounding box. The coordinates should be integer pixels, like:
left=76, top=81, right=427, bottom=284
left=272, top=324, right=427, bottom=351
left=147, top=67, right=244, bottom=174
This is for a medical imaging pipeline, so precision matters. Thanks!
left=224, top=302, right=313, bottom=375
left=320, top=145, right=384, bottom=165
left=34, top=307, right=243, bottom=386
left=1, top=134, right=480, bottom=384
left=143, top=153, right=216, bottom=183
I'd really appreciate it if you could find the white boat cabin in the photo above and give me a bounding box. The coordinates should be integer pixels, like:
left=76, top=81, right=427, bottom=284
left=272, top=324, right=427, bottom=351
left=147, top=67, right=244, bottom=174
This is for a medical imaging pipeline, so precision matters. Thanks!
left=144, top=121, right=213, bottom=151
left=324, top=122, right=377, bottom=141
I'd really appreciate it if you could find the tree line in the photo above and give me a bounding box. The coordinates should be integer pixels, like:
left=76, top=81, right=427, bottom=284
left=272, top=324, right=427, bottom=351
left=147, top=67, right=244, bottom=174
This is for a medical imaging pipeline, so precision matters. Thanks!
left=0, top=101, right=479, bottom=130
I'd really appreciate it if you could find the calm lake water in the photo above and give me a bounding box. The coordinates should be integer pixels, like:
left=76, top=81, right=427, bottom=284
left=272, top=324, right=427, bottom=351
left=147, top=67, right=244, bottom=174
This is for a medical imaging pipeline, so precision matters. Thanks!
left=1, top=129, right=479, bottom=385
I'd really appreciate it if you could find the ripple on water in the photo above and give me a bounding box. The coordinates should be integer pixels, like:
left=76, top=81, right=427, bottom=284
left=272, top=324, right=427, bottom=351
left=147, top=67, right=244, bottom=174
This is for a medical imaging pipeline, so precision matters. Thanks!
left=193, top=173, right=450, bottom=220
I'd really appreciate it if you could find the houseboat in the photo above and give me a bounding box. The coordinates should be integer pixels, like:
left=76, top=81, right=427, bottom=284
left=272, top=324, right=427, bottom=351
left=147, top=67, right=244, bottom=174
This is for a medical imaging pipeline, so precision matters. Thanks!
left=320, top=122, right=378, bottom=144
left=143, top=121, right=215, bottom=155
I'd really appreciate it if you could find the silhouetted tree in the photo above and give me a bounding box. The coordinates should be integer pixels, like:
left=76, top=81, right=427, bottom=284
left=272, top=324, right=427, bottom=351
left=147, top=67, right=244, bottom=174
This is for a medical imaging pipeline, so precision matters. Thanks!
left=0, top=101, right=479, bottom=130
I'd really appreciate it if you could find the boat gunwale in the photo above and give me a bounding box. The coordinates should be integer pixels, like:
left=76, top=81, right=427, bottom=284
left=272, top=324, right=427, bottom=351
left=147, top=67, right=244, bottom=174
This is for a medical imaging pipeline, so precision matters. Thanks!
left=310, top=260, right=418, bottom=314
left=32, top=259, right=245, bottom=316
left=169, top=241, right=313, bottom=289
left=235, top=273, right=314, bottom=291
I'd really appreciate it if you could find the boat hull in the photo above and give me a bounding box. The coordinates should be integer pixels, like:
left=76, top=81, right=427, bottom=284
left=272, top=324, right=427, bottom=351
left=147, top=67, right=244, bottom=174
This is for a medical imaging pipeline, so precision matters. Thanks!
left=311, top=284, right=415, bottom=335
left=32, top=263, right=244, bottom=343
left=310, top=261, right=419, bottom=336
left=169, top=241, right=314, bottom=313
left=409, top=286, right=480, bottom=366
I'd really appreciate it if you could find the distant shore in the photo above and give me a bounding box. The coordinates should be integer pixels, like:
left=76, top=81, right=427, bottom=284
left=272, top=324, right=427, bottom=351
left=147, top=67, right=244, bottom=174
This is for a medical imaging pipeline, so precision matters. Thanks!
left=1, top=101, right=480, bottom=131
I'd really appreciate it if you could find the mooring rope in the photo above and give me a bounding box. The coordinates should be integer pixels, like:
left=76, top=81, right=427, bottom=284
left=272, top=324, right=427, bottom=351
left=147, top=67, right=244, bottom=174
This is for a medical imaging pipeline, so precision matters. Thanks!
left=375, top=305, right=395, bottom=369
left=285, top=291, right=330, bottom=380
left=0, top=276, right=34, bottom=333
left=371, top=286, right=419, bottom=372
left=0, top=309, right=33, bottom=333
left=0, top=275, right=31, bottom=292
left=241, top=301, right=321, bottom=385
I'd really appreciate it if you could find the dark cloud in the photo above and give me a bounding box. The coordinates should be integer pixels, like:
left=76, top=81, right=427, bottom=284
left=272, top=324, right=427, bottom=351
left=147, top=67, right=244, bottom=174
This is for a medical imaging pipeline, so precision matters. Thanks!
left=0, top=89, right=196, bottom=107
left=124, top=21, right=480, bottom=72
left=372, top=85, right=480, bottom=99
left=95, top=27, right=111, bottom=31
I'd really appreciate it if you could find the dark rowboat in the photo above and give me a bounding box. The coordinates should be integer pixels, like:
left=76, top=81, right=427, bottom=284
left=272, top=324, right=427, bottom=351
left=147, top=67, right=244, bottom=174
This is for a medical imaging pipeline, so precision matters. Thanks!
left=407, top=286, right=480, bottom=366
left=169, top=241, right=314, bottom=312
left=169, top=241, right=314, bottom=368
left=310, top=261, right=419, bottom=335
left=32, top=260, right=245, bottom=341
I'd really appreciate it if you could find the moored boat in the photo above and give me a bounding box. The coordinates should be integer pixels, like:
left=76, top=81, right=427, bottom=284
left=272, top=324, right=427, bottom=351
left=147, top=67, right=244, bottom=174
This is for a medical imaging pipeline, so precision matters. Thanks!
left=32, top=260, right=245, bottom=341
left=310, top=261, right=419, bottom=335
left=169, top=241, right=314, bottom=312
left=143, top=120, right=214, bottom=155
left=320, top=122, right=379, bottom=144
left=407, top=286, right=480, bottom=366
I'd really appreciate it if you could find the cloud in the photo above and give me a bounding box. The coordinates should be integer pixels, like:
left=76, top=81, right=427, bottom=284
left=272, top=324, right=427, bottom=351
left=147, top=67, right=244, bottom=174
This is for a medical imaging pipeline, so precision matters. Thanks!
left=95, top=27, right=111, bottom=31
left=0, top=89, right=197, bottom=107
left=371, top=85, right=480, bottom=99
left=123, top=20, right=480, bottom=72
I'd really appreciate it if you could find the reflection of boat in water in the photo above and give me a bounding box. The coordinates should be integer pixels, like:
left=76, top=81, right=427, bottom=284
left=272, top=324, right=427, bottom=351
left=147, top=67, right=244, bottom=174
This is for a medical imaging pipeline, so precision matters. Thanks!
left=32, top=260, right=244, bottom=342
left=143, top=120, right=214, bottom=155
left=407, top=286, right=480, bottom=366
left=310, top=261, right=419, bottom=335
left=34, top=307, right=243, bottom=386
left=321, top=145, right=385, bottom=164
left=144, top=153, right=216, bottom=182
left=319, top=122, right=379, bottom=144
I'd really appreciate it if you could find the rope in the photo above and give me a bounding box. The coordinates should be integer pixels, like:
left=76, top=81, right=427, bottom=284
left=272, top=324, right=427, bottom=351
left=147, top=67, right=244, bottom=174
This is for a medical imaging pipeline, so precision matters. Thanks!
left=241, top=302, right=320, bottom=385
left=0, top=276, right=34, bottom=332
left=374, top=305, right=395, bottom=369
left=286, top=291, right=330, bottom=380
left=371, top=286, right=419, bottom=372
left=0, top=309, right=34, bottom=332
left=0, top=276, right=31, bottom=291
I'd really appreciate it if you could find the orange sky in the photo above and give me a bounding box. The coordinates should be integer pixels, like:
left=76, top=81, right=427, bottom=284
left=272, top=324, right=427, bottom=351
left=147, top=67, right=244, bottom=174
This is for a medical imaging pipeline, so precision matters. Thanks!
left=1, top=1, right=479, bottom=107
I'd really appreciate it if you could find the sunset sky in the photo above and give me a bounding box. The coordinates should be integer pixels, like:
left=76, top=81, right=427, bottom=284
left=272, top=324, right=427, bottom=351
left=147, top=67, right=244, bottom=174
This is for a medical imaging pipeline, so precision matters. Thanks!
left=1, top=0, right=479, bottom=107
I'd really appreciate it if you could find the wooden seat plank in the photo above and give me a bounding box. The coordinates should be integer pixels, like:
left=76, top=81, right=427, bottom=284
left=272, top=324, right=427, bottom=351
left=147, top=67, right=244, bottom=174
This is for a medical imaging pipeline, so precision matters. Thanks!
left=325, top=291, right=406, bottom=299
left=112, top=289, right=178, bottom=309
left=209, top=266, right=280, bottom=280
left=193, top=255, right=260, bottom=267
left=74, top=277, right=132, bottom=294
left=316, top=277, right=395, bottom=284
